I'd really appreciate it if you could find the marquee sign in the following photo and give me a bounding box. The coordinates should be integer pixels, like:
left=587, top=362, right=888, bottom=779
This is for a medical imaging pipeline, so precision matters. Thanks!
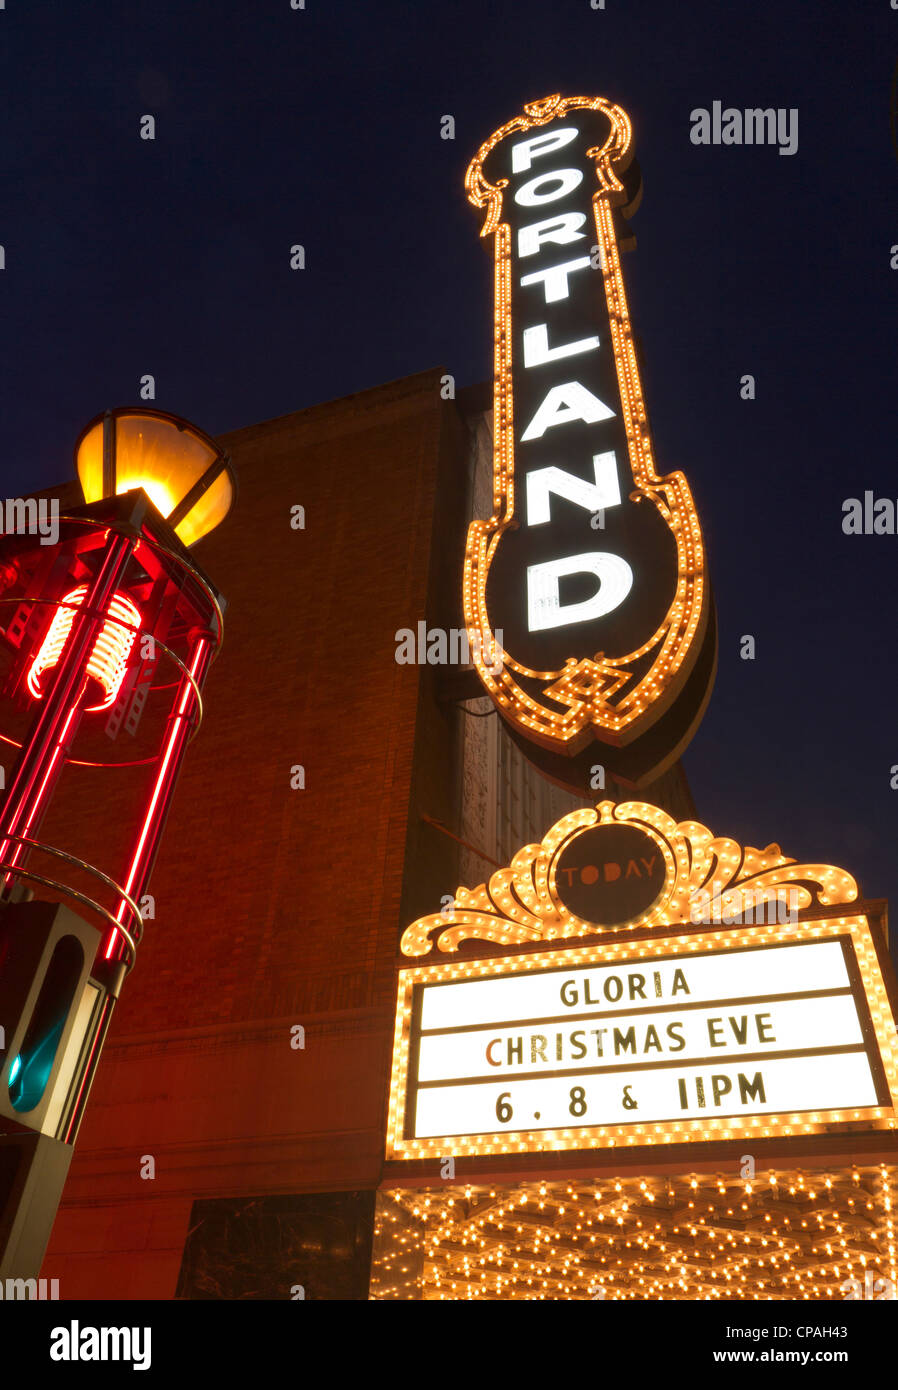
left=463, top=95, right=716, bottom=786
left=386, top=802, right=898, bottom=1158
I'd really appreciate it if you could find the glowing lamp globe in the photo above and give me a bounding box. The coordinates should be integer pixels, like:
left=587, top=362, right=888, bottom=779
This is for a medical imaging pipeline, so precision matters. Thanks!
left=75, top=407, right=235, bottom=547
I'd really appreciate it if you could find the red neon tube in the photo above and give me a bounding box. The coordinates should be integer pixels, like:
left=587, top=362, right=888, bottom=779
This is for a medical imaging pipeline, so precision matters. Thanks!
left=0, top=531, right=135, bottom=890
left=104, top=632, right=213, bottom=962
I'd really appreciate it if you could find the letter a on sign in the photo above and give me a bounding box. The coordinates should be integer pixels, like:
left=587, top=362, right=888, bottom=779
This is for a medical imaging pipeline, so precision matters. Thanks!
left=462, top=94, right=715, bottom=787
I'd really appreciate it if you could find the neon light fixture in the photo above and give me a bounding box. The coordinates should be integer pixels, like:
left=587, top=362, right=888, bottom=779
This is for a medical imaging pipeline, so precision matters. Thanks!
left=27, top=587, right=141, bottom=712
left=1, top=392, right=226, bottom=1287
left=0, top=413, right=228, bottom=947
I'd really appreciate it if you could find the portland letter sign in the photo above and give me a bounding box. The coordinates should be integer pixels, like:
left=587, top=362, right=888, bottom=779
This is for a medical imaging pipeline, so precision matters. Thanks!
left=463, top=95, right=716, bottom=787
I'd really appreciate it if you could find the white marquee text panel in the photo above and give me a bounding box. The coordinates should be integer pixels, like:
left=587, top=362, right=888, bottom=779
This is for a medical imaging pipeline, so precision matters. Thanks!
left=416, top=993, right=865, bottom=1083
left=418, top=941, right=849, bottom=1031
left=412, top=1050, right=878, bottom=1138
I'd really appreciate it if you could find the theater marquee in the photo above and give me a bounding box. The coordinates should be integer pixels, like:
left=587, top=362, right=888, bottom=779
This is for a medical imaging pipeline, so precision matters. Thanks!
left=387, top=802, right=898, bottom=1159
left=463, top=94, right=716, bottom=787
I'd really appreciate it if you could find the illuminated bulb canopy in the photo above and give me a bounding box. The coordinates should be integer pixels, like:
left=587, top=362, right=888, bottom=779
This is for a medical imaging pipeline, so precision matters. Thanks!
left=27, top=586, right=141, bottom=712
left=75, top=406, right=235, bottom=547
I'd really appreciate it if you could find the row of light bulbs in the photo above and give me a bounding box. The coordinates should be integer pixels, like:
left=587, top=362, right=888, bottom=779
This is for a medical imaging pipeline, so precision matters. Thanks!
left=370, top=1166, right=896, bottom=1300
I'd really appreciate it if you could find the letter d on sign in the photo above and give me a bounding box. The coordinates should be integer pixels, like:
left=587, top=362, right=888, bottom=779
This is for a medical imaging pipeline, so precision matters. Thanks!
left=527, top=554, right=633, bottom=632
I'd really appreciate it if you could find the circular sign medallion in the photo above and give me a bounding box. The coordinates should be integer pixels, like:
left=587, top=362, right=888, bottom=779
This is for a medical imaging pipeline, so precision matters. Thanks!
left=553, top=822, right=667, bottom=926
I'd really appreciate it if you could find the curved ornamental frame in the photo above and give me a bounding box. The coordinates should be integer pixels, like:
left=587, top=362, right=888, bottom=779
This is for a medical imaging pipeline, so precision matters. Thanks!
left=463, top=94, right=712, bottom=761
left=400, top=799, right=860, bottom=958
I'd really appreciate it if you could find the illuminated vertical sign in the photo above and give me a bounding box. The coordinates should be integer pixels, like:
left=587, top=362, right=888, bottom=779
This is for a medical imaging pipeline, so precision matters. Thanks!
left=463, top=95, right=715, bottom=786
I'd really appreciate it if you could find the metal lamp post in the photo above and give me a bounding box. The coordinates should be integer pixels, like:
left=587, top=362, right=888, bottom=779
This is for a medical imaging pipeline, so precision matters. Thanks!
left=0, top=407, right=233, bottom=1281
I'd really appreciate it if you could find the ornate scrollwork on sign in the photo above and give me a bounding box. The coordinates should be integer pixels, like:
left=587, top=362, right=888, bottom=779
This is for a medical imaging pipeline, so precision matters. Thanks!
left=399, top=800, right=859, bottom=958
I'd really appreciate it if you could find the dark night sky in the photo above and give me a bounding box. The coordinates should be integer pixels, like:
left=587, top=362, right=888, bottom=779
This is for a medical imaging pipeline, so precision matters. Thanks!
left=1, top=2, right=897, bottom=950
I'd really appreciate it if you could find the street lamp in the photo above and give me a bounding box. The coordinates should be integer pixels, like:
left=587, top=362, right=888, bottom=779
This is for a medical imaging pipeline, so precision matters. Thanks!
left=0, top=406, right=232, bottom=1283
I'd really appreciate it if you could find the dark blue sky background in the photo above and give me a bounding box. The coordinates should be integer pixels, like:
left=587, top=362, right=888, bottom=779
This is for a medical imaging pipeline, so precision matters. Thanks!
left=1, top=2, right=897, bottom=947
